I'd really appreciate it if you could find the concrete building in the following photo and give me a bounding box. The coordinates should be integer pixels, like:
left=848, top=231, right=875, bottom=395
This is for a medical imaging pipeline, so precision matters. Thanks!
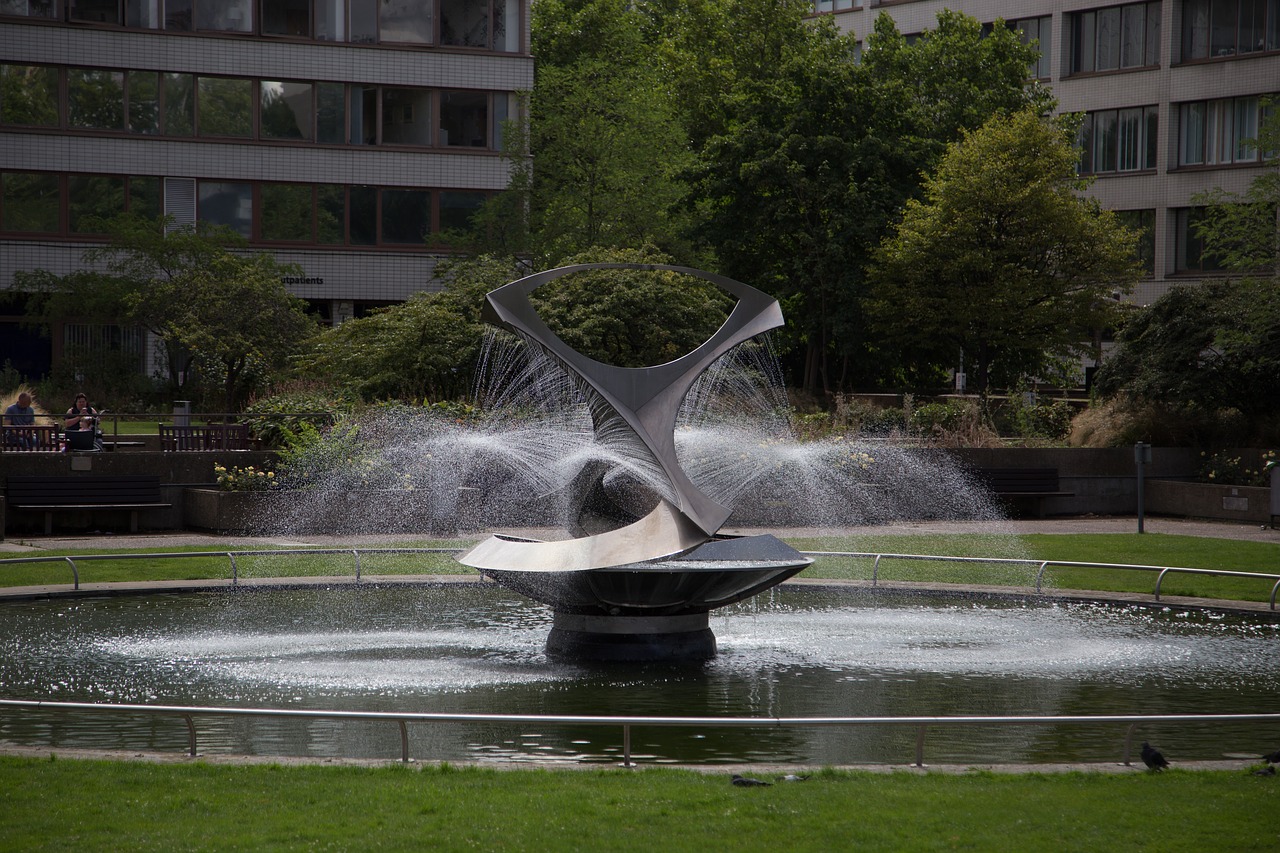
left=818, top=0, right=1279, bottom=306
left=0, top=1, right=532, bottom=378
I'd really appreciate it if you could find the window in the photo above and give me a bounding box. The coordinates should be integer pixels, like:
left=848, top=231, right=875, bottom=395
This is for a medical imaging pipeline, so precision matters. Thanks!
left=315, top=0, right=344, bottom=40
left=380, top=0, right=433, bottom=44
left=1071, top=2, right=1161, bottom=73
left=439, top=90, right=487, bottom=147
left=1183, top=0, right=1280, bottom=59
left=164, top=0, right=192, bottom=30
left=1114, top=209, right=1155, bottom=274
left=1179, top=96, right=1267, bottom=165
left=439, top=190, right=486, bottom=235
left=198, top=181, right=252, bottom=236
left=381, top=88, right=432, bottom=145
left=68, top=174, right=126, bottom=233
left=316, top=82, right=346, bottom=143
left=0, top=64, right=59, bottom=127
left=495, top=0, right=520, bottom=51
left=349, top=185, right=376, bottom=244
left=1175, top=207, right=1227, bottom=272
left=69, top=69, right=125, bottom=131
left=197, top=0, right=251, bottom=32
left=197, top=77, right=253, bottom=137
left=125, top=0, right=163, bottom=28
left=380, top=189, right=431, bottom=243
left=0, top=1, right=58, bottom=18
left=163, top=72, right=195, bottom=136
left=260, top=183, right=314, bottom=240
left=262, top=0, right=310, bottom=37
left=1011, top=16, right=1053, bottom=79
left=128, top=71, right=159, bottom=133
left=1079, top=106, right=1158, bottom=173
left=349, top=0, right=377, bottom=43
left=441, top=0, right=486, bottom=47
left=260, top=80, right=313, bottom=141
left=316, top=184, right=345, bottom=243
left=1, top=171, right=60, bottom=232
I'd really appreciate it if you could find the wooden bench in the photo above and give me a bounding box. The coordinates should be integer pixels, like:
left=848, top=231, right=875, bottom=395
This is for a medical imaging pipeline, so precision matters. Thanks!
left=974, top=468, right=1073, bottom=518
left=2, top=425, right=60, bottom=452
left=159, top=423, right=250, bottom=451
left=5, top=475, right=172, bottom=535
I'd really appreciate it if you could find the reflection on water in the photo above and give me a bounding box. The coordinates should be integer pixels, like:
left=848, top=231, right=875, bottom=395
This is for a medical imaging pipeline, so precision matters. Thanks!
left=2, top=585, right=1277, bottom=765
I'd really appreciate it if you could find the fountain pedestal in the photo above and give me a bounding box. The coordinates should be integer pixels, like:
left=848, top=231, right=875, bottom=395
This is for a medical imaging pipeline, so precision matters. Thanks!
left=547, top=613, right=715, bottom=662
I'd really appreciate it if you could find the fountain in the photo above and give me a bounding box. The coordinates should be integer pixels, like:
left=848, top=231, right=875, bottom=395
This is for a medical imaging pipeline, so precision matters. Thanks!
left=456, top=264, right=812, bottom=661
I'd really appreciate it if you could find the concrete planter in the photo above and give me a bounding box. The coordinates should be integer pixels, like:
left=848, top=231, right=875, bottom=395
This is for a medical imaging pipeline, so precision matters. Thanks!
left=182, top=488, right=457, bottom=535
left=1145, top=479, right=1272, bottom=524
left=183, top=488, right=281, bottom=533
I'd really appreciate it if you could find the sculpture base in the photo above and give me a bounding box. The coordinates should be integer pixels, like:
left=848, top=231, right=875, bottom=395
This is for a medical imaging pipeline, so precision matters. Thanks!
left=546, top=612, right=716, bottom=662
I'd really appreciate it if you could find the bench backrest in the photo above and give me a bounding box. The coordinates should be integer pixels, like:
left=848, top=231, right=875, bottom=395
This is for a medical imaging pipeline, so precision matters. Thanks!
left=6, top=475, right=164, bottom=506
left=975, top=467, right=1061, bottom=493
left=159, top=423, right=250, bottom=451
left=2, top=425, right=60, bottom=452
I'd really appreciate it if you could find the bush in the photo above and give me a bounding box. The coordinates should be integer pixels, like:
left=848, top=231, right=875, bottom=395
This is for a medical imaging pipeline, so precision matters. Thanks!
left=243, top=384, right=359, bottom=448
left=1198, top=449, right=1278, bottom=487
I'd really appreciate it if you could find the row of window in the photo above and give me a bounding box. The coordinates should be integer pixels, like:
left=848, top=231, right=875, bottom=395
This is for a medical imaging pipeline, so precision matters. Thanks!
left=1078, top=95, right=1272, bottom=174
left=0, top=0, right=522, bottom=53
left=0, top=63, right=510, bottom=149
left=0, top=171, right=491, bottom=247
left=1070, top=2, right=1162, bottom=74
left=1084, top=207, right=1228, bottom=275
left=1183, top=0, right=1280, bottom=59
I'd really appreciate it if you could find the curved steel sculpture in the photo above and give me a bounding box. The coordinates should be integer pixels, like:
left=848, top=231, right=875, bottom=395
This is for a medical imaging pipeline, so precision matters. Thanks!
left=458, top=264, right=811, bottom=661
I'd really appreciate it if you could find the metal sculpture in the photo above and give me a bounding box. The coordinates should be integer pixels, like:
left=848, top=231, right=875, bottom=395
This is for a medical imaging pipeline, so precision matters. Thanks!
left=458, top=264, right=811, bottom=660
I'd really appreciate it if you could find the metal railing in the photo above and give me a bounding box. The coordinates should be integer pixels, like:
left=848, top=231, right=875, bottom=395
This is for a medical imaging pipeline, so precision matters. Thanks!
left=3, top=548, right=1279, bottom=608
left=2, top=699, right=1277, bottom=768
left=803, top=551, right=1280, bottom=610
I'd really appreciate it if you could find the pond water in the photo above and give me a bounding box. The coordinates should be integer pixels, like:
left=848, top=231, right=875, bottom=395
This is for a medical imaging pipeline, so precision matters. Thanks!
left=2, top=584, right=1277, bottom=766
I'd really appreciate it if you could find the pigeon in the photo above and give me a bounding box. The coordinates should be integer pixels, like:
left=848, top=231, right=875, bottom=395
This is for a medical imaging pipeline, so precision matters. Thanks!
left=1141, top=742, right=1170, bottom=772
left=779, top=774, right=810, bottom=782
left=1262, top=749, right=1280, bottom=764
left=731, top=774, right=771, bottom=787
left=1252, top=765, right=1276, bottom=777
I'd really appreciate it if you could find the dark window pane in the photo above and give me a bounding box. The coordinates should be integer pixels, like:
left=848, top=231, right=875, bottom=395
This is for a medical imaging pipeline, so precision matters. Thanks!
left=1183, top=0, right=1210, bottom=59
left=1145, top=1, right=1161, bottom=65
left=440, top=90, right=486, bottom=147
left=441, top=0, right=486, bottom=46
left=128, top=71, right=159, bottom=133
left=380, top=189, right=430, bottom=243
left=262, top=0, right=310, bottom=36
left=128, top=175, right=161, bottom=219
left=1145, top=106, right=1159, bottom=168
left=0, top=1, right=57, bottom=18
left=69, top=174, right=126, bottom=233
left=317, top=83, right=346, bottom=143
left=125, top=0, right=162, bottom=28
left=163, top=73, right=194, bottom=136
left=1096, top=7, right=1121, bottom=70
left=439, top=190, right=486, bottom=234
left=198, top=0, right=251, bottom=32
left=1075, top=11, right=1096, bottom=72
left=1, top=65, right=59, bottom=127
left=495, top=0, right=519, bottom=51
left=382, top=88, right=431, bottom=145
left=70, top=1, right=123, bottom=24
left=349, top=185, right=377, bottom=244
left=317, top=184, right=345, bottom=243
left=261, top=183, right=314, bottom=241
left=381, top=0, right=433, bottom=43
left=2, top=171, right=60, bottom=232
left=69, top=69, right=125, bottom=130
left=260, top=80, right=313, bottom=141
left=1210, top=0, right=1239, bottom=56
left=349, top=0, right=377, bottom=42
left=351, top=85, right=377, bottom=144
left=198, top=181, right=252, bottom=236
left=316, top=0, right=346, bottom=40
left=1116, top=209, right=1155, bottom=274
left=165, top=0, right=192, bottom=30
left=198, top=77, right=252, bottom=137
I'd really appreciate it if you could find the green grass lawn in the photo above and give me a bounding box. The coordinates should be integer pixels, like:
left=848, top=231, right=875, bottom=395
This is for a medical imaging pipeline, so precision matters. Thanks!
left=1, top=757, right=1276, bottom=852
left=3, top=532, right=1278, bottom=603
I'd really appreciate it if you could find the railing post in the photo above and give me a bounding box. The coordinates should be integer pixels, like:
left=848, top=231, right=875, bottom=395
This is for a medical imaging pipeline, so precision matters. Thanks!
left=1154, top=568, right=1169, bottom=601
left=228, top=553, right=238, bottom=586
left=64, top=557, right=80, bottom=590
left=1035, top=561, right=1050, bottom=594
left=623, top=724, right=632, bottom=768
left=1270, top=579, right=1279, bottom=611
left=1122, top=722, right=1137, bottom=766
left=354, top=550, right=361, bottom=583
left=914, top=725, right=927, bottom=767
left=182, top=713, right=197, bottom=757
left=399, top=719, right=409, bottom=762
left=873, top=555, right=881, bottom=587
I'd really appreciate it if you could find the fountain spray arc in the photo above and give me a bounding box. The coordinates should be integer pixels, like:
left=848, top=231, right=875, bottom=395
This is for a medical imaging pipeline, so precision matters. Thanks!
left=458, top=264, right=812, bottom=661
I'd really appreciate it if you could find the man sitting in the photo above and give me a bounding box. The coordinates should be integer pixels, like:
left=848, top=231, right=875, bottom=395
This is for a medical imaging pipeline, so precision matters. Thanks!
left=4, top=391, right=38, bottom=449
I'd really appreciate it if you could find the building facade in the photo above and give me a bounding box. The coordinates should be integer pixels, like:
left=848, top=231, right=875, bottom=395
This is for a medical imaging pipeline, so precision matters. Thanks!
left=819, top=0, right=1278, bottom=306
left=0, top=1, right=532, bottom=378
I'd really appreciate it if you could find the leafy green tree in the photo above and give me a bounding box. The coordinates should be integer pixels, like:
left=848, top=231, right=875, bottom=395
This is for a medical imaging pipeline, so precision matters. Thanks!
left=867, top=109, right=1141, bottom=396
left=19, top=214, right=314, bottom=412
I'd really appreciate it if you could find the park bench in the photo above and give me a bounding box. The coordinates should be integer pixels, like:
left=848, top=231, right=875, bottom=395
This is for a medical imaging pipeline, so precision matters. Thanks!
left=973, top=467, right=1073, bottom=518
left=1, top=425, right=60, bottom=452
left=5, top=475, right=171, bottom=535
left=159, top=423, right=250, bottom=451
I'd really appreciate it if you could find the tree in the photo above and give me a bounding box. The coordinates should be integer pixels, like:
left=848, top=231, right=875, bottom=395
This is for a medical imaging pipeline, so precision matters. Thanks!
left=20, top=214, right=314, bottom=411
left=866, top=109, right=1142, bottom=395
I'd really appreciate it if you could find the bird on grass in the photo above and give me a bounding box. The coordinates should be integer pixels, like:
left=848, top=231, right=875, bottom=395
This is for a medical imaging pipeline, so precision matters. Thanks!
left=731, top=774, right=771, bottom=787
left=1261, top=749, right=1280, bottom=764
left=1251, top=765, right=1276, bottom=777
left=1141, top=742, right=1170, bottom=772
left=779, top=774, right=810, bottom=783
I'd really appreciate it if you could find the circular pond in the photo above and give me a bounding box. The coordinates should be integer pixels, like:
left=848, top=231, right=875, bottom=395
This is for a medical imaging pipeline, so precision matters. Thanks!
left=2, top=583, right=1277, bottom=765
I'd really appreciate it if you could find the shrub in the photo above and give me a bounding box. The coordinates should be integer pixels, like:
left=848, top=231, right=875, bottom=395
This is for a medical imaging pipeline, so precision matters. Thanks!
left=214, top=463, right=278, bottom=492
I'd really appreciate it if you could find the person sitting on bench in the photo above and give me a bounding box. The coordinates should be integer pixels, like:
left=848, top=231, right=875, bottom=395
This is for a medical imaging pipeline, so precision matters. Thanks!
left=64, top=392, right=103, bottom=451
left=4, top=391, right=37, bottom=449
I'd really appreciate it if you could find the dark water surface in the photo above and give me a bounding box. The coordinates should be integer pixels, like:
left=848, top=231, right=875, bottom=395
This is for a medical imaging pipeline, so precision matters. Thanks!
left=2, top=585, right=1277, bottom=765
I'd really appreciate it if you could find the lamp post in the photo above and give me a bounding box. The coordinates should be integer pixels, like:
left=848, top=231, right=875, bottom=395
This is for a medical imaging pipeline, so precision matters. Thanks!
left=1135, top=442, right=1152, bottom=533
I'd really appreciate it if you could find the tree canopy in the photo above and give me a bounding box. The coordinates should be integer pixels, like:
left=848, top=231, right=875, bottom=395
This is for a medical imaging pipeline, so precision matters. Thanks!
left=866, top=108, right=1142, bottom=394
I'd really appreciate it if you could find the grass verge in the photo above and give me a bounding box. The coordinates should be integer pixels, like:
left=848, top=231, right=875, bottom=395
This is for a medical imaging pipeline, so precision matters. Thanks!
left=1, top=757, right=1276, bottom=852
